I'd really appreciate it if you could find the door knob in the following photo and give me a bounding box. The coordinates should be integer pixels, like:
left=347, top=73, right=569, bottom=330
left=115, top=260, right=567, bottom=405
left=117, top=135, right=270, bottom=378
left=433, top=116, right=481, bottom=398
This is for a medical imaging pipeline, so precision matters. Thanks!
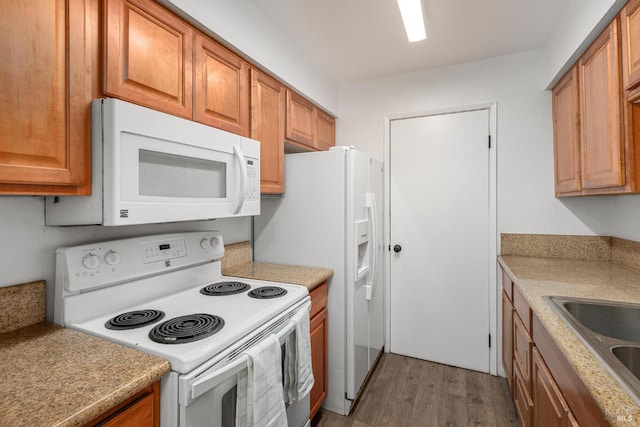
left=393, top=244, right=402, bottom=253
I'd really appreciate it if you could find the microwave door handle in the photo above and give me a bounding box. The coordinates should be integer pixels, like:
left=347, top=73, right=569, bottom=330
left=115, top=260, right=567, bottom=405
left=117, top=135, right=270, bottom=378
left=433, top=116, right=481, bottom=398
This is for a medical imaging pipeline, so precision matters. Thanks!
left=233, top=145, right=248, bottom=215
left=190, top=355, right=250, bottom=403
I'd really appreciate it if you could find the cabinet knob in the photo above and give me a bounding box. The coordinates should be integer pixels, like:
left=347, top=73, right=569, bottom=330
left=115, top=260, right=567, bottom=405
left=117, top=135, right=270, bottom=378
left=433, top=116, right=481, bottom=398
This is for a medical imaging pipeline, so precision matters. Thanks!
left=393, top=244, right=402, bottom=253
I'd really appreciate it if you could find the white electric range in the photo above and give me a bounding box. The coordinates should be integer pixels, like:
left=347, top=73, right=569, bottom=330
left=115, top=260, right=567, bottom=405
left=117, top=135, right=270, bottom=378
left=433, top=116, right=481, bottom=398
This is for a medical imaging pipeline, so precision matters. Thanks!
left=53, top=231, right=311, bottom=427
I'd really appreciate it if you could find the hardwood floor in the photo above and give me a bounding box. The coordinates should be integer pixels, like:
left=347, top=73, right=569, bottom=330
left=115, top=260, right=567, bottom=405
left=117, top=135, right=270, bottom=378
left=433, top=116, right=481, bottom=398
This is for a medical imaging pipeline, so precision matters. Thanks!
left=313, top=353, right=520, bottom=427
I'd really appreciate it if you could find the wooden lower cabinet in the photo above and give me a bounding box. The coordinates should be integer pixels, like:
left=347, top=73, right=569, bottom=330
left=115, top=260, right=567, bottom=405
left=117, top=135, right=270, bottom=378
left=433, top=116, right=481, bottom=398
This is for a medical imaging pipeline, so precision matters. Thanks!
left=532, top=347, right=574, bottom=427
left=500, top=266, right=609, bottom=427
left=84, top=381, right=160, bottom=427
left=501, top=291, right=514, bottom=392
left=309, top=282, right=328, bottom=419
left=514, top=364, right=534, bottom=427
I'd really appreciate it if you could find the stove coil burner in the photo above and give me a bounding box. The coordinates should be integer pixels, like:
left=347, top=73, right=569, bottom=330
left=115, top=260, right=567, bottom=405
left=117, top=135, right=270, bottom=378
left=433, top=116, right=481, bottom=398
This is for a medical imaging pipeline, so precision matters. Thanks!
left=149, top=314, right=225, bottom=344
left=248, top=286, right=288, bottom=299
left=105, top=310, right=165, bottom=330
left=200, top=281, right=250, bottom=296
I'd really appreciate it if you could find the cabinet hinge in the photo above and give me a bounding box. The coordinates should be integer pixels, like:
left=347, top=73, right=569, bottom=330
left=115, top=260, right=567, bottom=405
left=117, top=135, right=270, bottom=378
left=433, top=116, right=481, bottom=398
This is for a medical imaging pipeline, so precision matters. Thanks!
left=489, top=334, right=492, bottom=348
left=488, top=135, right=491, bottom=149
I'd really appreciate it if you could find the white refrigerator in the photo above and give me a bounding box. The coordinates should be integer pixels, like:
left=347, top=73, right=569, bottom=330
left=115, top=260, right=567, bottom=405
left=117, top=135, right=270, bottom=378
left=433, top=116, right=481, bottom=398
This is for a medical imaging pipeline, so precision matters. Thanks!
left=254, top=146, right=384, bottom=415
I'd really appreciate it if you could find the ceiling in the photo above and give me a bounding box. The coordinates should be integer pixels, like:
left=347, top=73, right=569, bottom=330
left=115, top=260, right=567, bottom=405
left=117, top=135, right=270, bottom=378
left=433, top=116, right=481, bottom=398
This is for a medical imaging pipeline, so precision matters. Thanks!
left=250, top=0, right=572, bottom=84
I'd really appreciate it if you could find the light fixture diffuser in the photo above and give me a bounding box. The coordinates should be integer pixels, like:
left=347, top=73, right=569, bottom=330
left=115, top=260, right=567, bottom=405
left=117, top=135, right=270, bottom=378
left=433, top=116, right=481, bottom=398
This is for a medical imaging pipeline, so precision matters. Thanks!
left=396, top=0, right=427, bottom=42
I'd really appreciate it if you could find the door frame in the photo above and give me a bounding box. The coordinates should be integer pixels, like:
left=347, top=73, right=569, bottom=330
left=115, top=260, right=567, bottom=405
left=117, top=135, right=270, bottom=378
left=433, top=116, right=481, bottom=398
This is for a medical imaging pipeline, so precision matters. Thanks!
left=383, top=103, right=498, bottom=375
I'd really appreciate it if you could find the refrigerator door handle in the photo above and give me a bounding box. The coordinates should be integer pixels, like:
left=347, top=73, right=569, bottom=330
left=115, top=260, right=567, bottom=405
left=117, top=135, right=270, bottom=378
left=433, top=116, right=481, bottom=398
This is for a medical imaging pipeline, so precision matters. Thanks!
left=365, top=192, right=378, bottom=301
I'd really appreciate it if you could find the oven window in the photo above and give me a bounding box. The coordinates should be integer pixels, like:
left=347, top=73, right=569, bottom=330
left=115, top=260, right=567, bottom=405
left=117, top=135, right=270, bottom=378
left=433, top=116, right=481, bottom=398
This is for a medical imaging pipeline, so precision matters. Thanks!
left=138, top=149, right=227, bottom=198
left=221, top=385, right=237, bottom=427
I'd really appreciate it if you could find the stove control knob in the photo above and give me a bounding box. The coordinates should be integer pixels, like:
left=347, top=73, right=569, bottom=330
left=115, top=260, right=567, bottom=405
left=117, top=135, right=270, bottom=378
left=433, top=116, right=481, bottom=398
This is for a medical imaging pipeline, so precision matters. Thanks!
left=210, top=236, right=220, bottom=249
left=105, top=250, right=121, bottom=266
left=200, top=238, right=211, bottom=249
left=82, top=253, right=100, bottom=269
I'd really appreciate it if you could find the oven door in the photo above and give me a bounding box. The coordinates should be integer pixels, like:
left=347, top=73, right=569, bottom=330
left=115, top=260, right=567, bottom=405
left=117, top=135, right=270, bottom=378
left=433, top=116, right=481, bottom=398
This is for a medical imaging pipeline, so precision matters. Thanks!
left=178, top=304, right=311, bottom=427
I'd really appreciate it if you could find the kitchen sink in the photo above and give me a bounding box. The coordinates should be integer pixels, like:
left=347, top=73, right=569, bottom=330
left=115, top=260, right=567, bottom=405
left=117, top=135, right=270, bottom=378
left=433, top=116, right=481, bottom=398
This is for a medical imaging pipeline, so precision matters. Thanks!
left=546, top=296, right=640, bottom=404
left=612, top=346, right=640, bottom=381
left=561, top=300, right=640, bottom=342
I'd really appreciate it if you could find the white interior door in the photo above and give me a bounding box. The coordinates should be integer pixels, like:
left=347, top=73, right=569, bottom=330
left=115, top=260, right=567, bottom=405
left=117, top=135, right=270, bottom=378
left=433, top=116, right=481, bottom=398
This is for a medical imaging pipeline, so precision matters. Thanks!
left=389, top=109, right=491, bottom=373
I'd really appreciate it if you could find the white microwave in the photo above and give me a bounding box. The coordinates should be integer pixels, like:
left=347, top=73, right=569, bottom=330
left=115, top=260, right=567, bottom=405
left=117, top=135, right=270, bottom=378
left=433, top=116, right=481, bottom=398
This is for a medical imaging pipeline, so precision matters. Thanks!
left=46, top=99, right=260, bottom=226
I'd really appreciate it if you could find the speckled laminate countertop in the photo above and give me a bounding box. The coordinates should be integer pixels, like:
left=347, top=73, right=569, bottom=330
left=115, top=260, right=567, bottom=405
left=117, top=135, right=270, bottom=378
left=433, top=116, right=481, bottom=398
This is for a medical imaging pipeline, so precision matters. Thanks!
left=499, top=255, right=640, bottom=426
left=223, top=261, right=333, bottom=291
left=0, top=322, right=169, bottom=427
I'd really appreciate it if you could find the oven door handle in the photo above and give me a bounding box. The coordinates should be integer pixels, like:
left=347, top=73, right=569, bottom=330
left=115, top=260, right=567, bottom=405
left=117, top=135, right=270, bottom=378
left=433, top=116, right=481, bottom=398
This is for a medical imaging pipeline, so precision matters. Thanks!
left=190, top=355, right=250, bottom=402
left=187, top=306, right=305, bottom=405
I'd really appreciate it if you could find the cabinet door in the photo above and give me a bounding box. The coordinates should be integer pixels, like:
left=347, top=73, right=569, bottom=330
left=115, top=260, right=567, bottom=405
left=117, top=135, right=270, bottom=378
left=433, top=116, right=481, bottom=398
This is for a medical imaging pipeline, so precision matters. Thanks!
left=0, top=0, right=94, bottom=195
left=514, top=364, right=533, bottom=427
left=502, top=291, right=514, bottom=392
left=621, top=0, right=640, bottom=94
left=195, top=34, right=250, bottom=136
left=513, top=313, right=532, bottom=391
left=552, top=66, right=582, bottom=195
left=101, top=393, right=156, bottom=426
left=85, top=381, right=160, bottom=426
left=579, top=19, right=624, bottom=190
left=314, top=109, right=336, bottom=151
left=104, top=0, right=193, bottom=119
left=309, top=307, right=327, bottom=419
left=286, top=90, right=315, bottom=147
left=250, top=69, right=285, bottom=194
left=532, top=347, right=572, bottom=427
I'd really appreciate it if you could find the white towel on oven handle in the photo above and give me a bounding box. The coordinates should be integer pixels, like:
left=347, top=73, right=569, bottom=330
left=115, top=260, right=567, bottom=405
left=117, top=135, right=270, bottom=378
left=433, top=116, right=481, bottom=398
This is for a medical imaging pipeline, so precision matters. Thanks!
left=236, top=334, right=288, bottom=427
left=288, top=306, right=314, bottom=401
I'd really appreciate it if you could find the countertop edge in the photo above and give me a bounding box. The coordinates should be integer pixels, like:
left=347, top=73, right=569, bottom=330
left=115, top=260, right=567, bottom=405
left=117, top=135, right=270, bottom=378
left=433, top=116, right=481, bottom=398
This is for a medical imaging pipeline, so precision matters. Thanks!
left=222, top=261, right=334, bottom=291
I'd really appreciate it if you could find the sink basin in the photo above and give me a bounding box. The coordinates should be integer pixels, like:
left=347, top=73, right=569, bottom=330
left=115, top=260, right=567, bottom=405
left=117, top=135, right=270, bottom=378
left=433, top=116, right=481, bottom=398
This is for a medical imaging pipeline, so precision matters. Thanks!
left=612, top=346, right=640, bottom=381
left=562, top=300, right=640, bottom=342
left=546, top=296, right=640, bottom=405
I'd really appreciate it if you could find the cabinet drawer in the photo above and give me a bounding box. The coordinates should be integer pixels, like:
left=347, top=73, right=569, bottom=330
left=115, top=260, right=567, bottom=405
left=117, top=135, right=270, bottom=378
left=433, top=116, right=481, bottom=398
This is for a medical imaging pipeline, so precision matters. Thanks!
left=513, top=312, right=533, bottom=391
left=309, top=282, right=327, bottom=319
left=513, top=285, right=532, bottom=333
left=502, top=269, right=514, bottom=301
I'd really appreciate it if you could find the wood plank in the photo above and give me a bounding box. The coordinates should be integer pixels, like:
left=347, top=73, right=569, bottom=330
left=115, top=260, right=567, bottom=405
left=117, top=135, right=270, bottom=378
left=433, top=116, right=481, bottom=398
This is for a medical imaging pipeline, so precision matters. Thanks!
left=314, top=353, right=520, bottom=427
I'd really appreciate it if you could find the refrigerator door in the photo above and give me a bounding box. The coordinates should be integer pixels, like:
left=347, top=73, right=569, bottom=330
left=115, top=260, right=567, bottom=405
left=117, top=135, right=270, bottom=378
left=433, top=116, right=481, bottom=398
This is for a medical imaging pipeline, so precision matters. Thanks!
left=254, top=149, right=350, bottom=414
left=368, top=158, right=385, bottom=371
left=345, top=149, right=372, bottom=400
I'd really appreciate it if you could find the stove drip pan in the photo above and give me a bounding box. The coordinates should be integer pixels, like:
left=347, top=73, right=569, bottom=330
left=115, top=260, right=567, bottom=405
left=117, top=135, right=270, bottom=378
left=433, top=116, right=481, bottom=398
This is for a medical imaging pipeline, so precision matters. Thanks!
left=105, top=310, right=165, bottom=330
left=200, top=281, right=250, bottom=296
left=248, top=286, right=288, bottom=299
left=149, top=313, right=225, bottom=344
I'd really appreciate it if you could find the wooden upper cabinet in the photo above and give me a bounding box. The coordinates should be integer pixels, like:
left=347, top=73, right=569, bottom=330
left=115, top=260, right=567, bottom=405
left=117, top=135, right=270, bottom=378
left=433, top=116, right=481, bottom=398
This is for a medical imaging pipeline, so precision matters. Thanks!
left=104, top=0, right=193, bottom=119
left=251, top=69, right=285, bottom=194
left=552, top=66, right=582, bottom=195
left=578, top=18, right=625, bottom=190
left=621, top=0, right=640, bottom=95
left=314, top=109, right=336, bottom=151
left=195, top=35, right=250, bottom=136
left=0, top=0, right=95, bottom=195
left=286, top=90, right=315, bottom=147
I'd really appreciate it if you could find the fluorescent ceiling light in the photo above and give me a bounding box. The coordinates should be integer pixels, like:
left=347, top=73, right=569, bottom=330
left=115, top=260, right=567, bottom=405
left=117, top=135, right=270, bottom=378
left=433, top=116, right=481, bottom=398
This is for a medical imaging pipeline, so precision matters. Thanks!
left=396, top=0, right=427, bottom=42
